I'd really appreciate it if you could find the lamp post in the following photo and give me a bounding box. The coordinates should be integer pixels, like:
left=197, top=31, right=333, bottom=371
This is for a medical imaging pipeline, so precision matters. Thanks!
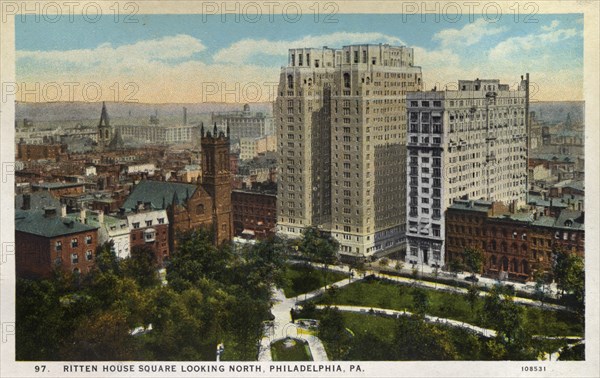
left=216, top=343, right=224, bottom=362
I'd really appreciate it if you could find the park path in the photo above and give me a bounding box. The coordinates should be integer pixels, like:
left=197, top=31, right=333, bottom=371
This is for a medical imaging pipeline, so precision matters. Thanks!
left=314, top=304, right=498, bottom=338
left=307, top=262, right=567, bottom=311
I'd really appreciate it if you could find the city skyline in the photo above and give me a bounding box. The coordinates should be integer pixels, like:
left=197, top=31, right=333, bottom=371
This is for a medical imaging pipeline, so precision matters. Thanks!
left=15, top=14, right=583, bottom=103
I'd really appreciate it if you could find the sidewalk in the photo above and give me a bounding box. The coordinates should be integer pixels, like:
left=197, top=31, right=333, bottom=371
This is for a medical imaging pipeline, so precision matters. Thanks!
left=258, top=287, right=331, bottom=361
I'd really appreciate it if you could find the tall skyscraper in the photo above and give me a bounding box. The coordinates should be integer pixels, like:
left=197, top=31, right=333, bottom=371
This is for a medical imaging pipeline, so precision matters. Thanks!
left=275, top=44, right=422, bottom=258
left=405, top=76, right=529, bottom=267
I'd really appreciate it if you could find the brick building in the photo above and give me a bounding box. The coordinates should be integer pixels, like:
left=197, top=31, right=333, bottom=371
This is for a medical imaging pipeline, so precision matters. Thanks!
left=32, top=182, right=85, bottom=197
left=445, top=199, right=584, bottom=282
left=15, top=207, right=99, bottom=278
left=122, top=123, right=233, bottom=250
left=16, top=141, right=67, bottom=161
left=232, top=187, right=277, bottom=240
left=126, top=207, right=170, bottom=264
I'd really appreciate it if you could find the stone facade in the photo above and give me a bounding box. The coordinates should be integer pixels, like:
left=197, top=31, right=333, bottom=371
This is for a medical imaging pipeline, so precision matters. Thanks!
left=406, top=77, right=529, bottom=267
left=276, top=44, right=422, bottom=259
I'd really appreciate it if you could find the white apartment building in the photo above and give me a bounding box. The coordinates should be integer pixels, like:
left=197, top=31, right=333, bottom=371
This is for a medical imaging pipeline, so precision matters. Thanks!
left=405, top=77, right=529, bottom=267
left=275, top=44, right=422, bottom=258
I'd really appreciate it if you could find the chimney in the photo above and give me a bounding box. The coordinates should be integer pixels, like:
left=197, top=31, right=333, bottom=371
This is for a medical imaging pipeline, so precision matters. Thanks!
left=22, top=194, right=31, bottom=210
left=61, top=204, right=67, bottom=217
left=43, top=207, right=57, bottom=218
left=98, top=210, right=104, bottom=224
left=80, top=208, right=86, bottom=223
left=183, top=107, right=188, bottom=125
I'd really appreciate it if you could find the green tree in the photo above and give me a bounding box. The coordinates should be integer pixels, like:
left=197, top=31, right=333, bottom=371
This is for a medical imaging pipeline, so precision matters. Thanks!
left=393, top=316, right=458, bottom=360
left=299, top=227, right=339, bottom=265
left=61, top=307, right=138, bottom=360
left=466, top=284, right=480, bottom=313
left=123, top=245, right=160, bottom=288
left=462, top=247, right=484, bottom=277
left=448, top=258, right=464, bottom=275
left=553, top=250, right=584, bottom=314
left=480, top=286, right=535, bottom=359
left=533, top=266, right=552, bottom=308
left=166, top=230, right=232, bottom=290
left=94, top=241, right=120, bottom=274
left=411, top=288, right=429, bottom=317
left=318, top=307, right=351, bottom=359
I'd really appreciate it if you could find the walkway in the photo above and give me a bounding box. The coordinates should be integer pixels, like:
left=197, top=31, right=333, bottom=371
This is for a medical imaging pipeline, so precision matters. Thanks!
left=314, top=304, right=497, bottom=338
left=258, top=286, right=335, bottom=361
left=306, top=261, right=567, bottom=311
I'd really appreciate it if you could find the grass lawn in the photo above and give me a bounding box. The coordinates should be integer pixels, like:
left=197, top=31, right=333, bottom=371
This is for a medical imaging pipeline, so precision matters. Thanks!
left=270, top=338, right=313, bottom=361
left=341, top=312, right=397, bottom=342
left=280, top=264, right=349, bottom=298
left=315, top=279, right=583, bottom=337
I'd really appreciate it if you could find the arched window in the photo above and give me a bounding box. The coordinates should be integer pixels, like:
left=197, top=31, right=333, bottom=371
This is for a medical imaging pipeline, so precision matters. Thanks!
left=501, top=257, right=509, bottom=271
left=512, top=259, right=519, bottom=273
left=287, top=75, right=294, bottom=89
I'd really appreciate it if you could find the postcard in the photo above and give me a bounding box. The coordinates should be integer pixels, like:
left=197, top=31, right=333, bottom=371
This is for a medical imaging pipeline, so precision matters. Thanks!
left=1, top=1, right=598, bottom=377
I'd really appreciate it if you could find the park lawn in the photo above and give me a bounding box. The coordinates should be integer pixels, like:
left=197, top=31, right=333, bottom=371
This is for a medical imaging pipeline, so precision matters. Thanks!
left=280, top=264, right=349, bottom=298
left=315, top=279, right=583, bottom=337
left=321, top=312, right=497, bottom=360
left=341, top=312, right=397, bottom=342
left=271, top=338, right=313, bottom=361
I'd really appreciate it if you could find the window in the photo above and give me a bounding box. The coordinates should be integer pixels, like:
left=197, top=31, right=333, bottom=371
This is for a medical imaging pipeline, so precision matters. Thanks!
left=132, top=222, right=140, bottom=229
left=85, top=235, right=92, bottom=245
left=55, top=241, right=62, bottom=251
left=343, top=73, right=350, bottom=88
left=85, top=250, right=93, bottom=261
left=146, top=220, right=153, bottom=227
left=71, top=238, right=78, bottom=248
left=287, top=75, right=293, bottom=89
left=71, top=253, right=79, bottom=264
left=158, top=217, right=165, bottom=224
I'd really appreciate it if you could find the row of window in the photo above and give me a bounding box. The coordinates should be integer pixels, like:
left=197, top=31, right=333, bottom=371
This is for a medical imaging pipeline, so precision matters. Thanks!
left=55, top=235, right=93, bottom=251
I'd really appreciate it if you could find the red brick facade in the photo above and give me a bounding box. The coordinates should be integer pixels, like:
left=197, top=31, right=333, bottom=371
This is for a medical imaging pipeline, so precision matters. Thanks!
left=232, top=190, right=276, bottom=239
left=16, top=228, right=98, bottom=278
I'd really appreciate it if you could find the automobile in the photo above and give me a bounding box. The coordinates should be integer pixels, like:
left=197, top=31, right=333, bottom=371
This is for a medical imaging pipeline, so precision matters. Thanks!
left=465, top=275, right=479, bottom=283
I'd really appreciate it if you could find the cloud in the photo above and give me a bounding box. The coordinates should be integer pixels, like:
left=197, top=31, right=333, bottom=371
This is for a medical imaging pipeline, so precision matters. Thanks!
left=541, top=20, right=560, bottom=31
left=17, top=34, right=206, bottom=67
left=432, top=19, right=506, bottom=47
left=212, top=32, right=405, bottom=63
left=488, top=25, right=580, bottom=61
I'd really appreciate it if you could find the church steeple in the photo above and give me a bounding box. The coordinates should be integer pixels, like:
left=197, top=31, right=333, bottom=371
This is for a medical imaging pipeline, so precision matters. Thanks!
left=98, top=102, right=113, bottom=148
left=99, top=101, right=110, bottom=127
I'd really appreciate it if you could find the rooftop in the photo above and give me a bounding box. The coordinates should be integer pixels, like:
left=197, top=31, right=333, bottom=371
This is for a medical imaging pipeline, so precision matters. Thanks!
left=122, top=180, right=199, bottom=210
left=15, top=209, right=98, bottom=238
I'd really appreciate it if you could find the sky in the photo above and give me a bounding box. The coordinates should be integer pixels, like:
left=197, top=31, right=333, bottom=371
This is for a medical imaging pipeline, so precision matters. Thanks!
left=15, top=13, right=583, bottom=103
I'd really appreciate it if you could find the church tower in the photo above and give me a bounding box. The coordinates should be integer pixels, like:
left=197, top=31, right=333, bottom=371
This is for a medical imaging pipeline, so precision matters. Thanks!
left=97, top=102, right=113, bottom=148
left=201, top=123, right=233, bottom=245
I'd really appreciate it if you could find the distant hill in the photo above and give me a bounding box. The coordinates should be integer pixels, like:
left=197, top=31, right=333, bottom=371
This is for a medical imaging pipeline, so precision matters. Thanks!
left=16, top=100, right=582, bottom=126
left=530, top=101, right=584, bottom=125
left=15, top=101, right=273, bottom=123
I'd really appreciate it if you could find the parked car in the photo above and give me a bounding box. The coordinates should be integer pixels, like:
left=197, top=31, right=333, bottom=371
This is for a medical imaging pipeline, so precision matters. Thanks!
left=465, top=275, right=479, bottom=283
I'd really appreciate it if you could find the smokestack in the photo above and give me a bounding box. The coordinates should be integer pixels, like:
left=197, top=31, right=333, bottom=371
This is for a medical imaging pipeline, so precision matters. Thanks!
left=183, top=107, right=188, bottom=125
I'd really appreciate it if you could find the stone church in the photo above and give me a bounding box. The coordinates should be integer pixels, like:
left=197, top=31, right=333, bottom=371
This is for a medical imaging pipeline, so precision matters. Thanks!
left=122, top=123, right=233, bottom=251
